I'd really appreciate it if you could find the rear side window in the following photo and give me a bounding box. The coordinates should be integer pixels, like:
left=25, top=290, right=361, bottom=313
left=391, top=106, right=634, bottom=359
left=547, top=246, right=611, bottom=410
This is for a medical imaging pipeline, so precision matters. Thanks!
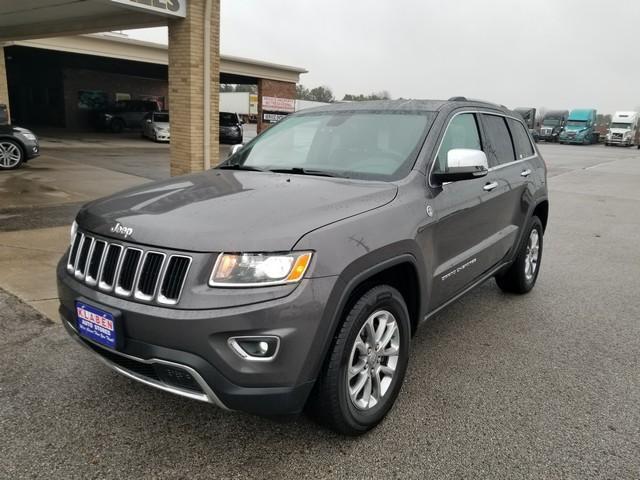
left=481, top=114, right=515, bottom=166
left=507, top=118, right=534, bottom=159
left=434, top=113, right=482, bottom=174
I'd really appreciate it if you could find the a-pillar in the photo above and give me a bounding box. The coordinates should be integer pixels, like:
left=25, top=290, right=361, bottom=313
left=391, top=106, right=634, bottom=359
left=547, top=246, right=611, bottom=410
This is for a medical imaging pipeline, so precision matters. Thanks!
left=167, top=0, right=220, bottom=176
left=0, top=47, right=10, bottom=122
left=257, top=78, right=296, bottom=134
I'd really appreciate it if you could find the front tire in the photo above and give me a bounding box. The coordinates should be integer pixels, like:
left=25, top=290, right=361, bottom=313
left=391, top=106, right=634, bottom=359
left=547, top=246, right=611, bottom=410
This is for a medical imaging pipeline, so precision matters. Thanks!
left=0, top=139, right=24, bottom=170
left=496, top=216, right=543, bottom=294
left=308, top=285, right=411, bottom=435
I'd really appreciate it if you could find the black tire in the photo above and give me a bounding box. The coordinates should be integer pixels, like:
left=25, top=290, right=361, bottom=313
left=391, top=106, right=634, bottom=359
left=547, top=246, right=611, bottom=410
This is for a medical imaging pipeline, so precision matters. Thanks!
left=0, top=139, right=24, bottom=170
left=308, top=285, right=411, bottom=435
left=496, top=216, right=543, bottom=294
left=110, top=118, right=125, bottom=133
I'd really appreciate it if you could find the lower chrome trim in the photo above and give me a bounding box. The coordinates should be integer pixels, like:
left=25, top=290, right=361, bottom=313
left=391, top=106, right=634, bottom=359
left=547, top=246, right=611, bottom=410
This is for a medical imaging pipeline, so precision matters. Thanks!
left=66, top=320, right=229, bottom=410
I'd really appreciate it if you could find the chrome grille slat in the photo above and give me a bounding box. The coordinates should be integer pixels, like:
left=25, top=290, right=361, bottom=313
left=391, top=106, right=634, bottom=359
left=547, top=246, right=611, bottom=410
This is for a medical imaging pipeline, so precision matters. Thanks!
left=134, top=252, right=166, bottom=301
left=157, top=255, right=192, bottom=305
left=75, top=235, right=93, bottom=279
left=68, top=231, right=191, bottom=305
left=67, top=232, right=82, bottom=273
left=115, top=248, right=143, bottom=297
left=98, top=244, right=123, bottom=291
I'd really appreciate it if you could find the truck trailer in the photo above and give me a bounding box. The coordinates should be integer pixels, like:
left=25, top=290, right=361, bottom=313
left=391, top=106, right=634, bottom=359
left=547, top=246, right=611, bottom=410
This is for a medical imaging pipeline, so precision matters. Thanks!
left=538, top=110, right=569, bottom=142
left=605, top=111, right=639, bottom=147
left=559, top=109, right=598, bottom=145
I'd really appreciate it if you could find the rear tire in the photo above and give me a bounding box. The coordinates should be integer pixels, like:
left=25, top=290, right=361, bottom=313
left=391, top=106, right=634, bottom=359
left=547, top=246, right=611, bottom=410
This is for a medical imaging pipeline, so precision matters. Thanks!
left=308, top=285, right=411, bottom=435
left=496, top=216, right=543, bottom=294
left=0, top=139, right=24, bottom=170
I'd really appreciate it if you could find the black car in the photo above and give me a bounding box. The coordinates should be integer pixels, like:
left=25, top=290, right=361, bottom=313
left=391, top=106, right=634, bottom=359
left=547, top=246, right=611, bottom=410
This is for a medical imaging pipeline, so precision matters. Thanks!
left=58, top=98, right=548, bottom=435
left=96, top=100, right=160, bottom=133
left=0, top=117, right=40, bottom=170
left=219, top=111, right=243, bottom=144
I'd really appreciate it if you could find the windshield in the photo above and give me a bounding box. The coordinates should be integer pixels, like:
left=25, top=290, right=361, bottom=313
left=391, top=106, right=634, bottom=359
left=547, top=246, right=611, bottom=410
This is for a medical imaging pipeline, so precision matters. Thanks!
left=153, top=113, right=169, bottom=123
left=542, top=118, right=560, bottom=126
left=220, top=112, right=239, bottom=126
left=566, top=120, right=587, bottom=127
left=221, top=111, right=434, bottom=181
left=610, top=122, right=631, bottom=129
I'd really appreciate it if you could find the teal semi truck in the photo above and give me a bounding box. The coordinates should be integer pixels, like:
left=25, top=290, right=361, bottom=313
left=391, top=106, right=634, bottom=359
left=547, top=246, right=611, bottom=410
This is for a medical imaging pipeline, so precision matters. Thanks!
left=559, top=109, right=599, bottom=144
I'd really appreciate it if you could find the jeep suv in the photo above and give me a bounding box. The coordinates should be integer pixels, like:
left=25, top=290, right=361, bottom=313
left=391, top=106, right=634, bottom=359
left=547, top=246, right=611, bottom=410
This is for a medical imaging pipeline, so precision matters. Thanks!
left=57, top=99, right=548, bottom=435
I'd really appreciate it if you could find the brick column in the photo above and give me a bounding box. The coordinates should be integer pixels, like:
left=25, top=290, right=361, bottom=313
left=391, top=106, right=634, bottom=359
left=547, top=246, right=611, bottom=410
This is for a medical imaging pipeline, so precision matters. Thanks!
left=0, top=47, right=10, bottom=122
left=168, top=0, right=220, bottom=176
left=257, top=78, right=296, bottom=134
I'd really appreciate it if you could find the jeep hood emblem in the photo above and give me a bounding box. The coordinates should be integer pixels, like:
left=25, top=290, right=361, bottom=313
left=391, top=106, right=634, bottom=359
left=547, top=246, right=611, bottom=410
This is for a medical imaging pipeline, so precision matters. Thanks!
left=110, top=222, right=134, bottom=239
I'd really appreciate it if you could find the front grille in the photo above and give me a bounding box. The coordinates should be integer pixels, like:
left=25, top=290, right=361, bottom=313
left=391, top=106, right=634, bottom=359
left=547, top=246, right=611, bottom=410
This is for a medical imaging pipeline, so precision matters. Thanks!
left=158, top=256, right=192, bottom=305
left=67, top=231, right=191, bottom=305
left=612, top=133, right=623, bottom=139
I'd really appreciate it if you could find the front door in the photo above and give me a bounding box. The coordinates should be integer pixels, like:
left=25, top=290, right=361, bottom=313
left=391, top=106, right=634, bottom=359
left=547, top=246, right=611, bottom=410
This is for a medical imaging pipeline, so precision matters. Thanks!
left=427, top=112, right=506, bottom=309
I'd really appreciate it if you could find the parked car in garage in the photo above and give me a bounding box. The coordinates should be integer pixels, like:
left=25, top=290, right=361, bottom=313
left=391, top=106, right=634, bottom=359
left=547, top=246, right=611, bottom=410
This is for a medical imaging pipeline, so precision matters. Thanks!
left=0, top=105, right=40, bottom=170
left=142, top=111, right=170, bottom=142
left=219, top=111, right=243, bottom=144
left=58, top=98, right=548, bottom=435
left=96, top=99, right=160, bottom=133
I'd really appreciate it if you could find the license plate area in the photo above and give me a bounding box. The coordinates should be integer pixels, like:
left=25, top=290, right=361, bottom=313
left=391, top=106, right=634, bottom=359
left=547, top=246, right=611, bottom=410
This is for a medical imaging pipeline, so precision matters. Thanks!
left=75, top=300, right=122, bottom=350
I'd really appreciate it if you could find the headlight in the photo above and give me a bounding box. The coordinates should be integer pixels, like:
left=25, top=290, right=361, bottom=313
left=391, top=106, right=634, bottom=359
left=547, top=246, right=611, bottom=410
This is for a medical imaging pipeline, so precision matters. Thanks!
left=70, top=220, right=78, bottom=244
left=22, top=132, right=37, bottom=141
left=209, top=252, right=313, bottom=287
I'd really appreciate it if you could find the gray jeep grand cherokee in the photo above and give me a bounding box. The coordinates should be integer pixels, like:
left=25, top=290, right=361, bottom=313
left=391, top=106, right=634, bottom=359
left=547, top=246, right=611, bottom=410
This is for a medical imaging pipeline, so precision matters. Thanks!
left=57, top=98, right=548, bottom=435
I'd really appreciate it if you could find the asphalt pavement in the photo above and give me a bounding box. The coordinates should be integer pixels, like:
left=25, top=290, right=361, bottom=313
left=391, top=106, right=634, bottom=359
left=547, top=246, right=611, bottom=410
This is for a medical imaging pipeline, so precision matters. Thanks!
left=1, top=142, right=639, bottom=479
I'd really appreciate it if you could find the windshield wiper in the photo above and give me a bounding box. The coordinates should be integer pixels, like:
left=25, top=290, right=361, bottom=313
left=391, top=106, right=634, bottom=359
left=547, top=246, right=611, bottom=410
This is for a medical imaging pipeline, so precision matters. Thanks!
left=268, top=167, right=344, bottom=178
left=217, top=164, right=266, bottom=172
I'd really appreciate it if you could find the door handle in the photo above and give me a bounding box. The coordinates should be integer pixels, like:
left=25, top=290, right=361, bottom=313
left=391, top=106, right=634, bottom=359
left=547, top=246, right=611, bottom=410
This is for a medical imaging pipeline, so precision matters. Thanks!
left=483, top=181, right=498, bottom=191
left=521, top=169, right=532, bottom=177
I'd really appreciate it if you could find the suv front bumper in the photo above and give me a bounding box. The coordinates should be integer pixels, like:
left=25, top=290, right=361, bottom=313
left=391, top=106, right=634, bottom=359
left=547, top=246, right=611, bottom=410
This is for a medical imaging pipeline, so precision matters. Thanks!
left=57, top=260, right=339, bottom=415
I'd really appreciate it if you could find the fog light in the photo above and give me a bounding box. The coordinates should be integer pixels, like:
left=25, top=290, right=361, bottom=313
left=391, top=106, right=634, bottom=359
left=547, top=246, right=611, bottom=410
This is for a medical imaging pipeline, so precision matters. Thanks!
left=228, top=336, right=279, bottom=361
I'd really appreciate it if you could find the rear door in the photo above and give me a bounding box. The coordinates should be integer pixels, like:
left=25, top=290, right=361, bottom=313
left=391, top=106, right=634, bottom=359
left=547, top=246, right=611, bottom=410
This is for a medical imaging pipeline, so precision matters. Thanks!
left=428, top=112, right=505, bottom=308
left=478, top=114, right=534, bottom=265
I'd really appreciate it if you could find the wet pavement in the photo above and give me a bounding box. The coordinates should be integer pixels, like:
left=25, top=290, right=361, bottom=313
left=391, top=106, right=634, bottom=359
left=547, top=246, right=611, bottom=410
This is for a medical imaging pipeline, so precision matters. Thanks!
left=1, top=142, right=639, bottom=479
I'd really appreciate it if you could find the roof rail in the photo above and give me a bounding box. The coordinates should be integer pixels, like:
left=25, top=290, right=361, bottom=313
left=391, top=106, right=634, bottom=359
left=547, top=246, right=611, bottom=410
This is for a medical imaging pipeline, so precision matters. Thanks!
left=448, top=96, right=506, bottom=109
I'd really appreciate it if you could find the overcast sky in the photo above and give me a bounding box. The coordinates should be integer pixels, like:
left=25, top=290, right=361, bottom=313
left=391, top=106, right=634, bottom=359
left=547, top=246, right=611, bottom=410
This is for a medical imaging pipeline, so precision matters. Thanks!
left=124, top=0, right=640, bottom=113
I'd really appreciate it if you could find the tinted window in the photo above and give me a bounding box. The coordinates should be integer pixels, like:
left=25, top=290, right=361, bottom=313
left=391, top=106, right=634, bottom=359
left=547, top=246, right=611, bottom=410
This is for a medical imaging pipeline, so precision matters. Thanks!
left=220, top=112, right=239, bottom=126
left=507, top=118, right=534, bottom=159
left=433, top=113, right=482, bottom=174
left=224, top=111, right=434, bottom=181
left=481, top=114, right=515, bottom=166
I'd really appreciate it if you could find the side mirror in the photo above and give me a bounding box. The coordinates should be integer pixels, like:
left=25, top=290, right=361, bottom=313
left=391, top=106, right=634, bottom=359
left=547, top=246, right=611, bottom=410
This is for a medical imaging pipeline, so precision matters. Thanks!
left=433, top=149, right=488, bottom=184
left=228, top=144, right=243, bottom=157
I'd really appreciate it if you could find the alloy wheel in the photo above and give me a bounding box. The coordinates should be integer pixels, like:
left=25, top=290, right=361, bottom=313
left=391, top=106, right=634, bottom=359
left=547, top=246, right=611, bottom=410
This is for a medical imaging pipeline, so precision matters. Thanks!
left=524, top=229, right=540, bottom=281
left=347, top=310, right=400, bottom=410
left=0, top=141, right=22, bottom=168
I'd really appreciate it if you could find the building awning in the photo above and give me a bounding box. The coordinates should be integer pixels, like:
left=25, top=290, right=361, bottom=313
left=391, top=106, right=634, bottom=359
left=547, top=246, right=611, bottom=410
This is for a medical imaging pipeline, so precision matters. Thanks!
left=4, top=33, right=307, bottom=84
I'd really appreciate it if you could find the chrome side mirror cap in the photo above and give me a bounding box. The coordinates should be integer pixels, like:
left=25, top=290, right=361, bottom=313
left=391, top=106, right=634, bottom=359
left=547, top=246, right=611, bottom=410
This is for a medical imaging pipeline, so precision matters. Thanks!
left=433, top=148, right=489, bottom=183
left=228, top=144, right=244, bottom=158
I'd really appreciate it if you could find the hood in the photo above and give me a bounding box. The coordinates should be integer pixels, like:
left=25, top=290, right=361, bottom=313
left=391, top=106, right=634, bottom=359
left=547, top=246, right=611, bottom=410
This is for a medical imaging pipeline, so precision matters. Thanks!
left=152, top=122, right=170, bottom=129
left=565, top=125, right=588, bottom=132
left=77, top=169, right=398, bottom=252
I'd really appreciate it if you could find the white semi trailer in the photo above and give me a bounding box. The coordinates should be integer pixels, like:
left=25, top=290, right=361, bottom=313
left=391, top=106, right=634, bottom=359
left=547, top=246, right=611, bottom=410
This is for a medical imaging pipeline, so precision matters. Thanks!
left=605, top=111, right=639, bottom=147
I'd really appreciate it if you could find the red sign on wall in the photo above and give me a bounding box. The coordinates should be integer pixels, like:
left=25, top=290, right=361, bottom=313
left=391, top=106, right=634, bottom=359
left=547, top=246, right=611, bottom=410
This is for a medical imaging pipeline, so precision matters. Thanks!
left=262, top=96, right=295, bottom=113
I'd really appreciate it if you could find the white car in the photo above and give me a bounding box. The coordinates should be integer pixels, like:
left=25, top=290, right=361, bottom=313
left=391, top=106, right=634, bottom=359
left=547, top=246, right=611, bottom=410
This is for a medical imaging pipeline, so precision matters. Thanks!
left=142, top=111, right=170, bottom=142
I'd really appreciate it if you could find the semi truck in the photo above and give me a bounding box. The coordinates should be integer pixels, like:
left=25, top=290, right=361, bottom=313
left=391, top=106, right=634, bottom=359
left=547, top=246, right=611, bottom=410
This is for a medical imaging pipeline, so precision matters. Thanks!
left=604, top=111, right=639, bottom=147
left=538, top=110, right=569, bottom=142
left=559, top=109, right=598, bottom=144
